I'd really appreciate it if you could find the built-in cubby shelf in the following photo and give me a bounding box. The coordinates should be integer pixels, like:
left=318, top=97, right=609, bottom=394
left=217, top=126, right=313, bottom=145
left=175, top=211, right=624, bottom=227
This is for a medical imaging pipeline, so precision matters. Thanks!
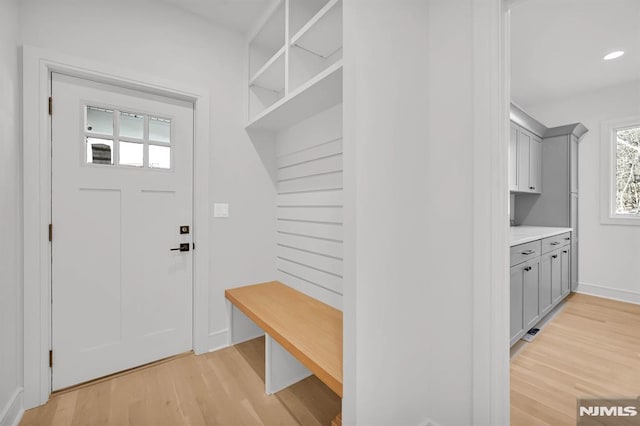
left=291, top=0, right=342, bottom=58
left=249, top=46, right=286, bottom=92
left=247, top=60, right=342, bottom=131
left=247, top=0, right=343, bottom=129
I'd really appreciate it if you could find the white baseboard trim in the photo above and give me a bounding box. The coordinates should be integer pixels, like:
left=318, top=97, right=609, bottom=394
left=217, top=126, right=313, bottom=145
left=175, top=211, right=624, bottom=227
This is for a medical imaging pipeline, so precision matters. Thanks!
left=0, top=388, right=24, bottom=426
left=208, top=329, right=229, bottom=352
left=576, top=282, right=640, bottom=305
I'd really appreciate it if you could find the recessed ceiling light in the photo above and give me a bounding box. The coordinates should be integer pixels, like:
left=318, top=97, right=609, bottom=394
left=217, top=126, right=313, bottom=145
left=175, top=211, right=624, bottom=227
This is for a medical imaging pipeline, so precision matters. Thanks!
left=603, top=51, right=625, bottom=61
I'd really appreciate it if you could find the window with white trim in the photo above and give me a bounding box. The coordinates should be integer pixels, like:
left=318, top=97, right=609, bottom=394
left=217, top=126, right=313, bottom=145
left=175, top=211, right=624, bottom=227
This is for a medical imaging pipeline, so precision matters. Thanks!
left=601, top=116, right=640, bottom=224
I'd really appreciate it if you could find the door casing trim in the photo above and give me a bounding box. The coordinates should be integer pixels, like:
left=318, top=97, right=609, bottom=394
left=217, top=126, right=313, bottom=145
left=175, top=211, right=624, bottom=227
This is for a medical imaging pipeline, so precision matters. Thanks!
left=23, top=45, right=211, bottom=409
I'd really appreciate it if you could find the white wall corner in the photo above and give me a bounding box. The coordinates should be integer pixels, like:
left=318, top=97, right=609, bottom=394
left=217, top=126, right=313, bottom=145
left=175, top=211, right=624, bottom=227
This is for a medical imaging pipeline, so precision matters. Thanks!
left=0, top=388, right=24, bottom=426
left=576, top=282, right=640, bottom=306
left=208, top=329, right=230, bottom=353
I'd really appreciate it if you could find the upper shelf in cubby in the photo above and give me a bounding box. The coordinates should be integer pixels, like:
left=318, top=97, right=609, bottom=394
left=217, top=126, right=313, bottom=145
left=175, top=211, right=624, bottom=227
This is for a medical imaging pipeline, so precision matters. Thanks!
left=250, top=46, right=286, bottom=93
left=291, top=0, right=342, bottom=58
left=246, top=60, right=343, bottom=131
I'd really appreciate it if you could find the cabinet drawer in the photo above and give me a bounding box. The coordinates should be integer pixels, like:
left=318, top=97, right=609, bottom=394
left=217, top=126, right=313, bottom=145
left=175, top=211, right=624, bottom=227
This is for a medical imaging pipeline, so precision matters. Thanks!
left=510, top=240, right=542, bottom=267
left=541, top=232, right=571, bottom=253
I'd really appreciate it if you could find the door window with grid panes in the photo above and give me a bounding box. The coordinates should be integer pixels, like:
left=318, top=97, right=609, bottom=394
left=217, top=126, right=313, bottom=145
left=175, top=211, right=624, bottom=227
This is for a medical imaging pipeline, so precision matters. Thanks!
left=85, top=106, right=172, bottom=170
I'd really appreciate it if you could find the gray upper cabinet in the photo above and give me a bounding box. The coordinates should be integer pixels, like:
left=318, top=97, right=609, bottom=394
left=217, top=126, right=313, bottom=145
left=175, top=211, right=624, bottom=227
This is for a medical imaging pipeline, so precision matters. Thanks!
left=511, top=123, right=542, bottom=194
left=509, top=104, right=545, bottom=195
left=509, top=125, right=518, bottom=192
left=570, top=135, right=579, bottom=194
left=515, top=125, right=586, bottom=228
left=517, top=127, right=531, bottom=192
left=530, top=135, right=542, bottom=193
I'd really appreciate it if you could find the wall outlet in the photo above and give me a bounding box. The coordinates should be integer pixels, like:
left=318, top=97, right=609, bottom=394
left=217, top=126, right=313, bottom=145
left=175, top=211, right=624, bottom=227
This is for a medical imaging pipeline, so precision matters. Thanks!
left=213, top=203, right=229, bottom=218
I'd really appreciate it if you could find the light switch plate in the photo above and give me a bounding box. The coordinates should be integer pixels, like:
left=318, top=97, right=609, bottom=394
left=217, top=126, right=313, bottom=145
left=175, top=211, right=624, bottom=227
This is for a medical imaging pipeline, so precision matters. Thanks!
left=213, top=203, right=229, bottom=218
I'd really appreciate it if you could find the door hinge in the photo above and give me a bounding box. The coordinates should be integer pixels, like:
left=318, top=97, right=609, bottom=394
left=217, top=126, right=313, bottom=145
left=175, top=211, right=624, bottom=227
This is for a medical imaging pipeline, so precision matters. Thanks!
left=49, top=350, right=53, bottom=368
left=49, top=224, right=53, bottom=242
left=48, top=97, right=53, bottom=115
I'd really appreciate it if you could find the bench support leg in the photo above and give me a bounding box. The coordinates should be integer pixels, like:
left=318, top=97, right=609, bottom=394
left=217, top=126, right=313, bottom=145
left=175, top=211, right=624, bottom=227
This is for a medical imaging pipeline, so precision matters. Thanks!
left=265, top=334, right=311, bottom=395
left=227, top=301, right=264, bottom=345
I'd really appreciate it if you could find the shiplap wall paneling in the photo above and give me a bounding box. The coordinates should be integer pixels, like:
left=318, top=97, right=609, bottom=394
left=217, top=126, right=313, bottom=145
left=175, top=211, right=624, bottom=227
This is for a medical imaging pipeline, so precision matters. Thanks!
left=276, top=105, right=343, bottom=309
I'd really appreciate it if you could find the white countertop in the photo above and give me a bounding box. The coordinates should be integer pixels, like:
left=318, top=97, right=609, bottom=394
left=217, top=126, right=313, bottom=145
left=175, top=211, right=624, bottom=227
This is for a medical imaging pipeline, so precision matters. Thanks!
left=510, top=226, right=572, bottom=246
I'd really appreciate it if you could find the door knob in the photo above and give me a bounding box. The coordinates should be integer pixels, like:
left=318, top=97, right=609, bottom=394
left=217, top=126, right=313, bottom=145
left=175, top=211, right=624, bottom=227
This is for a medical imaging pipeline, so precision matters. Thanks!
left=170, top=243, right=190, bottom=252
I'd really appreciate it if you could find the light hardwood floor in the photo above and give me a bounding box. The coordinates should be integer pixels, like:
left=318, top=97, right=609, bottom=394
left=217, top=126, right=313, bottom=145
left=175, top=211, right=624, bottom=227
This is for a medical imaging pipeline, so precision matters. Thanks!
left=511, top=293, right=640, bottom=425
left=21, top=337, right=341, bottom=426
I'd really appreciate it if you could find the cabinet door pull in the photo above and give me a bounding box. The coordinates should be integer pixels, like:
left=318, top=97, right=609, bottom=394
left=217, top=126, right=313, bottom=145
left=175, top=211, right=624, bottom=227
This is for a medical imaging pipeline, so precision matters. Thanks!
left=550, top=242, right=560, bottom=246
left=521, top=250, right=535, bottom=255
left=564, top=237, right=571, bottom=240
left=562, top=250, right=568, bottom=254
left=524, top=266, right=532, bottom=271
left=552, top=254, right=558, bottom=259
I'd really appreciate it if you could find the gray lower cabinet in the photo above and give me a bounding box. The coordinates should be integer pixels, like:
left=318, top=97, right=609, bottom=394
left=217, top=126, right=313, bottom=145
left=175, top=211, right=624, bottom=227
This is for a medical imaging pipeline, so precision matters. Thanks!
left=561, top=246, right=571, bottom=296
left=523, top=259, right=540, bottom=330
left=539, top=254, right=552, bottom=316
left=510, top=266, right=524, bottom=343
left=510, top=234, right=572, bottom=346
left=510, top=257, right=540, bottom=345
left=550, top=250, right=562, bottom=304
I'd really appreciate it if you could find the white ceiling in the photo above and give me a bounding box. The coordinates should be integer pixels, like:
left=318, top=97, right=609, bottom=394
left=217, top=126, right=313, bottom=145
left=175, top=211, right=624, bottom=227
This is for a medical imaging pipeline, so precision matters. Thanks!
left=161, top=0, right=272, bottom=33
left=510, top=0, right=640, bottom=108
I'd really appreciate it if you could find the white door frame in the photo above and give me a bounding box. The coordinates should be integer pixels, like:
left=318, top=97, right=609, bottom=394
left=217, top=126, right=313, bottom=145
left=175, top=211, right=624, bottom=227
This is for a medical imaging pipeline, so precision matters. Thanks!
left=471, top=0, right=511, bottom=424
left=22, top=45, right=211, bottom=409
left=470, top=1, right=518, bottom=423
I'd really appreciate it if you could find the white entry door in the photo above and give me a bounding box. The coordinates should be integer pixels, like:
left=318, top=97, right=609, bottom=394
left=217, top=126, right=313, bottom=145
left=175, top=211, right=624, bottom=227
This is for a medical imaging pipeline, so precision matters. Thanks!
left=51, top=73, right=194, bottom=390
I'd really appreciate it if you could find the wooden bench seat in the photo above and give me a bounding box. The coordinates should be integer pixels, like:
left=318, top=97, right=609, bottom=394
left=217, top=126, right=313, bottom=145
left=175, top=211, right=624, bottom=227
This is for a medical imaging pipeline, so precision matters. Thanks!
left=225, top=281, right=343, bottom=397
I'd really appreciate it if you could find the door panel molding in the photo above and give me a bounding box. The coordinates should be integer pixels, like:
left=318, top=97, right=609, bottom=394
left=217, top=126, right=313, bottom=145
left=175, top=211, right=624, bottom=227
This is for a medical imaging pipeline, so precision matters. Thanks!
left=22, top=45, right=211, bottom=409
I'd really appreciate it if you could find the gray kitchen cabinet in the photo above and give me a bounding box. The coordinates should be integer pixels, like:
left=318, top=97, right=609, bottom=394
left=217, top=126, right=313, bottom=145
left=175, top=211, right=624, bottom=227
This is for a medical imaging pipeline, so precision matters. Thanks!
left=510, top=265, right=524, bottom=344
left=510, top=257, right=540, bottom=345
left=529, top=134, right=542, bottom=193
left=515, top=123, right=587, bottom=295
left=511, top=123, right=542, bottom=194
left=516, top=127, right=531, bottom=192
left=510, top=233, right=572, bottom=347
left=509, top=124, right=518, bottom=191
left=539, top=253, right=552, bottom=316
left=550, top=250, right=562, bottom=304
left=570, top=135, right=579, bottom=193
left=523, top=258, right=540, bottom=330
left=561, top=246, right=571, bottom=296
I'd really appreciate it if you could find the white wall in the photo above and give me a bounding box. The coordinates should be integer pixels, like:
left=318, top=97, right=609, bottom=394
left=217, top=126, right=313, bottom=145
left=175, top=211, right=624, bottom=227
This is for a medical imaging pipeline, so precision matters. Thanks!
left=0, top=0, right=24, bottom=423
left=524, top=80, right=640, bottom=302
left=343, top=1, right=478, bottom=424
left=275, top=105, right=343, bottom=309
left=19, top=0, right=276, bottom=352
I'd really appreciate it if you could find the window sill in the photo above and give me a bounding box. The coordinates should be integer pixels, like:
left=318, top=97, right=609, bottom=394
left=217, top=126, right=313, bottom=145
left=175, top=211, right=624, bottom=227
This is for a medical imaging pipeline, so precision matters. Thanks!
left=601, top=214, right=640, bottom=226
